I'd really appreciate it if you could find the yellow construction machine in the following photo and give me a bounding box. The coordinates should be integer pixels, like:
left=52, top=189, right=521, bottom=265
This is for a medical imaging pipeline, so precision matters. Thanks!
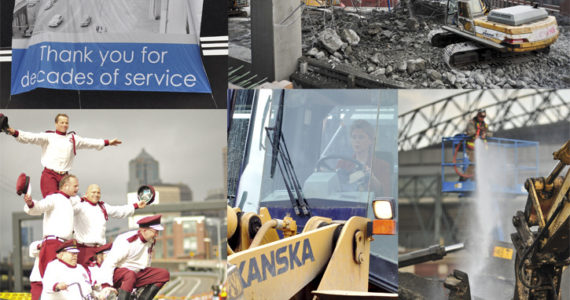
left=429, top=0, right=559, bottom=67
left=304, top=0, right=342, bottom=7
left=227, top=203, right=397, bottom=299
left=511, top=140, right=570, bottom=300
left=226, top=89, right=399, bottom=300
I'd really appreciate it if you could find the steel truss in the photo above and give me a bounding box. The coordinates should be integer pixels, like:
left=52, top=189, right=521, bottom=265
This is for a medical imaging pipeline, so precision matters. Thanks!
left=398, top=89, right=570, bottom=151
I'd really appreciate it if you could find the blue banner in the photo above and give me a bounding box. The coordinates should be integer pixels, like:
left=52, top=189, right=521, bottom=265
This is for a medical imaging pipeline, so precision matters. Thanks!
left=12, top=42, right=211, bottom=94
left=11, top=0, right=211, bottom=95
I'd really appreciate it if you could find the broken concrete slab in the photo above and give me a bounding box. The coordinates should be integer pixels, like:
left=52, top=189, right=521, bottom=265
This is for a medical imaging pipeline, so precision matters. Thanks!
left=427, top=69, right=442, bottom=81
left=340, top=28, right=360, bottom=46
left=407, top=58, right=426, bottom=74
left=319, top=28, right=346, bottom=54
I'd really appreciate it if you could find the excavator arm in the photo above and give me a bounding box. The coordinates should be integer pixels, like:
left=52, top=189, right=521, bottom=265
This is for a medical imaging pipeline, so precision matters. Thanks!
left=511, top=140, right=570, bottom=300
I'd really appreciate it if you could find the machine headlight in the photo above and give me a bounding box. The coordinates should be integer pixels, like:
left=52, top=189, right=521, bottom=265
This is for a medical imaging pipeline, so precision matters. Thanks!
left=372, top=199, right=393, bottom=220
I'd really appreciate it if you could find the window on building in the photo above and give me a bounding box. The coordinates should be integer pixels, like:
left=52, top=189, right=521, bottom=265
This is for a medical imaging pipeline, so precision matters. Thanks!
left=167, top=239, right=174, bottom=257
left=154, top=240, right=163, bottom=259
left=184, top=237, right=197, bottom=254
left=165, top=223, right=173, bottom=235
left=183, top=221, right=196, bottom=234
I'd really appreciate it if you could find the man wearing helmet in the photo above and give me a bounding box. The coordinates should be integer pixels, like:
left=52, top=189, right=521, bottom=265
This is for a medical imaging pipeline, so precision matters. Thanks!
left=463, top=109, right=493, bottom=179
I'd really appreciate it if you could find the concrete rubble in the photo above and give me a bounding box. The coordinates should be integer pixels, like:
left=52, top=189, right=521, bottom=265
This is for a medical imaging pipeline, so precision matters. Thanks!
left=301, top=3, right=570, bottom=88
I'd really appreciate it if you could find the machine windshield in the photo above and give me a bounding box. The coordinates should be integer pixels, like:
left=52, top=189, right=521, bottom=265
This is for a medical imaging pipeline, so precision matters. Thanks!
left=249, top=89, right=398, bottom=261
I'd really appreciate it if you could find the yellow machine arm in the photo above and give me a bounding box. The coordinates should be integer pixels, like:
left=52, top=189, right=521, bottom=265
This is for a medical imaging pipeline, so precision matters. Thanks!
left=226, top=207, right=397, bottom=300
left=512, top=140, right=570, bottom=300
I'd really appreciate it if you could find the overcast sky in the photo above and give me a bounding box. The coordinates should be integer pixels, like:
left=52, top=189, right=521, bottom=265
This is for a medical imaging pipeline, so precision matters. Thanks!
left=0, top=109, right=226, bottom=258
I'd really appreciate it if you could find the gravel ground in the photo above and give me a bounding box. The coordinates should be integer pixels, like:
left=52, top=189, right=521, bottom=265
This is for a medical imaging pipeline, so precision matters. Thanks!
left=301, top=3, right=570, bottom=88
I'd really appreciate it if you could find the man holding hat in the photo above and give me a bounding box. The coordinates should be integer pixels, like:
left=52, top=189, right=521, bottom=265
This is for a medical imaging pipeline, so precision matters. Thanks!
left=23, top=174, right=81, bottom=277
left=74, top=184, right=147, bottom=267
left=99, top=214, right=170, bottom=300
left=5, top=113, right=121, bottom=197
left=41, top=239, right=94, bottom=300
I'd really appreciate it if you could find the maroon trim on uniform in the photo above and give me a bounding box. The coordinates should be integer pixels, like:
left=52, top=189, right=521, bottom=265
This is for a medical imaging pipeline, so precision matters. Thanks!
left=101, top=283, right=111, bottom=289
left=104, top=140, right=109, bottom=146
left=127, top=234, right=139, bottom=243
left=30, top=281, right=42, bottom=300
left=57, top=191, right=71, bottom=199
left=45, top=130, right=67, bottom=136
left=134, top=203, right=139, bottom=209
left=13, top=130, right=19, bottom=137
left=80, top=197, right=109, bottom=221
left=98, top=201, right=109, bottom=221
left=137, top=232, right=148, bottom=243
left=58, top=258, right=77, bottom=268
left=26, top=201, right=35, bottom=208
left=81, top=197, right=96, bottom=206
left=86, top=266, right=93, bottom=284
left=70, top=134, right=76, bottom=156
left=53, top=283, right=59, bottom=292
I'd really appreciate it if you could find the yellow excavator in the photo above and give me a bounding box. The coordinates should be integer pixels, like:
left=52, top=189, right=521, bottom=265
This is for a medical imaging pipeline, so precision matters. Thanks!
left=303, top=0, right=342, bottom=7
left=429, top=0, right=559, bottom=67
left=225, top=89, right=399, bottom=299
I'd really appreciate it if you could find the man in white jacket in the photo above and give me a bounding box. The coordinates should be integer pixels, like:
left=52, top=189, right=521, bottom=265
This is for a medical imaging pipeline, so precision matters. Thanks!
left=6, top=113, right=121, bottom=197
left=100, top=215, right=170, bottom=300
left=23, top=174, right=81, bottom=277
left=74, top=184, right=147, bottom=267
left=41, top=239, right=93, bottom=300
left=29, top=240, right=42, bottom=300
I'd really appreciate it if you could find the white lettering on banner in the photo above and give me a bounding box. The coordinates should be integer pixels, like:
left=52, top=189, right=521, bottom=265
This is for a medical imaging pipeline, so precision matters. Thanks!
left=140, top=47, right=168, bottom=64
left=124, top=71, right=196, bottom=87
left=20, top=69, right=95, bottom=87
left=40, top=45, right=94, bottom=63
left=99, top=50, right=136, bottom=67
left=18, top=44, right=201, bottom=90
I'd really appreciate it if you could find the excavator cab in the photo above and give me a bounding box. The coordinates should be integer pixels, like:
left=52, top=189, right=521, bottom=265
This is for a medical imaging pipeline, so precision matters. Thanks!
left=227, top=89, right=399, bottom=299
left=445, top=0, right=489, bottom=25
left=433, top=0, right=558, bottom=67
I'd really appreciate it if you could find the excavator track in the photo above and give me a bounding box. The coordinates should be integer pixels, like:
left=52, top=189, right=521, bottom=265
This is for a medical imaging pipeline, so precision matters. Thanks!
left=428, top=29, right=467, bottom=48
left=443, top=42, right=540, bottom=68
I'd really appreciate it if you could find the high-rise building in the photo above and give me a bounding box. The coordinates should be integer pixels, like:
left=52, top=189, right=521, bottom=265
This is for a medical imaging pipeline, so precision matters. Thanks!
left=128, top=148, right=162, bottom=192
left=127, top=149, right=193, bottom=201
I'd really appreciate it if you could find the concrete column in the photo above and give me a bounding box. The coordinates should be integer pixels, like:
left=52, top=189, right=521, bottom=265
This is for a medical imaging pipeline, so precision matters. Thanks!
left=251, top=0, right=302, bottom=82
left=159, top=0, right=168, bottom=33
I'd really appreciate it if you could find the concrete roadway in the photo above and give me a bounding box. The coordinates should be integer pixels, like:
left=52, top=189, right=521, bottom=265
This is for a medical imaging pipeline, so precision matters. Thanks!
left=163, top=274, right=219, bottom=299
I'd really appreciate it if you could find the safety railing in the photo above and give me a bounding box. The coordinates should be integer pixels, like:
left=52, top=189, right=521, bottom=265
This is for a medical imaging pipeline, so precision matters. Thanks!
left=441, top=135, right=539, bottom=194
